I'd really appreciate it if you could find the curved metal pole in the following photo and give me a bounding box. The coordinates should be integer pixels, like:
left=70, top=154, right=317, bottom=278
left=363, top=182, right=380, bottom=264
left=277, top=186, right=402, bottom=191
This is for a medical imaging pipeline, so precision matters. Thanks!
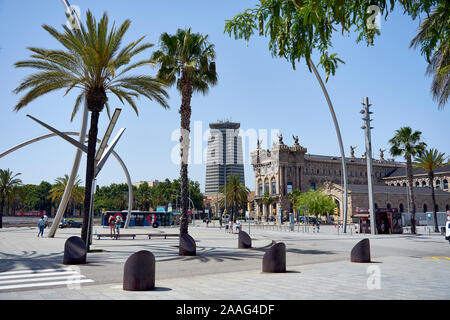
left=49, top=104, right=88, bottom=238
left=308, top=60, right=349, bottom=233
left=0, top=131, right=134, bottom=233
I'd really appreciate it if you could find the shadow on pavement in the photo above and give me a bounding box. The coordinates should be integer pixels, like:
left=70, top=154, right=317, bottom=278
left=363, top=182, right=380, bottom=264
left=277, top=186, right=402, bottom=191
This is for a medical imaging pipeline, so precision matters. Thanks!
left=0, top=251, right=63, bottom=273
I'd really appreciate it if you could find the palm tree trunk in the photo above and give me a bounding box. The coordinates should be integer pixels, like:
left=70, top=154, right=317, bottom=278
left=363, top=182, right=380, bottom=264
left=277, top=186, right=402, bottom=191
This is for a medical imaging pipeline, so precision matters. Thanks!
left=234, top=193, right=238, bottom=222
left=81, top=110, right=100, bottom=246
left=429, top=172, right=439, bottom=232
left=0, top=196, right=4, bottom=228
left=179, top=73, right=193, bottom=235
left=406, top=154, right=417, bottom=234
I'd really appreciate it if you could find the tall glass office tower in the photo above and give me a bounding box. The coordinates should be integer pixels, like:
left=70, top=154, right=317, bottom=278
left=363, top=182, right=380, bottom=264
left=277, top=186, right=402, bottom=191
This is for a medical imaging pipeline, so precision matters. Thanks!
left=205, top=121, right=245, bottom=195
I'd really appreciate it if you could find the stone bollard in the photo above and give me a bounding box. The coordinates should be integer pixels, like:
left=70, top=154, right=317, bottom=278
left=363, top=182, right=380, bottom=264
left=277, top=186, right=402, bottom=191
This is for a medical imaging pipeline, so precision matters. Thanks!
left=179, top=233, right=196, bottom=256
left=123, top=250, right=155, bottom=291
left=262, top=242, right=286, bottom=273
left=350, top=238, right=371, bottom=263
left=238, top=231, right=252, bottom=249
left=63, top=236, right=87, bottom=265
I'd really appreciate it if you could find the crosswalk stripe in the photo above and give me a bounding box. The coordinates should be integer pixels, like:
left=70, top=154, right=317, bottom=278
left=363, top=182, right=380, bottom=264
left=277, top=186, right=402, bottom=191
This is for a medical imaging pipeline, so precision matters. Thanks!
left=0, top=275, right=85, bottom=285
left=0, top=267, right=94, bottom=291
left=0, top=279, right=94, bottom=291
left=0, top=271, right=78, bottom=280
left=0, top=268, right=73, bottom=276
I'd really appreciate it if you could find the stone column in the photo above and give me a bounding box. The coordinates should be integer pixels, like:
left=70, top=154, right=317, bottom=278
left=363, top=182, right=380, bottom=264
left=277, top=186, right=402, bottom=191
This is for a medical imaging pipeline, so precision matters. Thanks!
left=298, top=166, right=302, bottom=191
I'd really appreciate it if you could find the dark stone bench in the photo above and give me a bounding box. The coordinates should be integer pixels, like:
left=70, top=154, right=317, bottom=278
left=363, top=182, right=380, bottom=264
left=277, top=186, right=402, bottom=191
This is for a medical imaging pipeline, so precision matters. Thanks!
left=350, top=238, right=371, bottom=263
left=179, top=233, right=196, bottom=256
left=96, top=234, right=137, bottom=240
left=123, top=250, right=155, bottom=291
left=238, top=231, right=252, bottom=249
left=148, top=233, right=179, bottom=239
left=262, top=242, right=286, bottom=273
left=96, top=233, right=180, bottom=240
left=63, top=236, right=87, bottom=265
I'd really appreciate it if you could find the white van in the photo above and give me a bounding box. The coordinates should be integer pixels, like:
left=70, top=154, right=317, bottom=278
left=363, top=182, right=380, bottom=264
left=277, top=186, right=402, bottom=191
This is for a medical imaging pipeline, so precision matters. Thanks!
left=446, top=221, right=450, bottom=242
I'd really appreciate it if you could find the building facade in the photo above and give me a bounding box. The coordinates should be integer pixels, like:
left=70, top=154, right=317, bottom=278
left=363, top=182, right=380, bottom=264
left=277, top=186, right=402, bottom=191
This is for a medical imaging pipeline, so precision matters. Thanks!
left=250, top=135, right=450, bottom=222
left=382, top=165, right=450, bottom=191
left=205, top=121, right=245, bottom=195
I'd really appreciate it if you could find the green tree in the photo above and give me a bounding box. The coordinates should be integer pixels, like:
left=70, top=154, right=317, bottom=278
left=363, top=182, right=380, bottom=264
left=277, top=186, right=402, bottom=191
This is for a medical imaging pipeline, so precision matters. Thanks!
left=262, top=191, right=275, bottom=220
left=0, top=169, right=22, bottom=227
left=49, top=175, right=84, bottom=216
left=13, top=11, right=170, bottom=244
left=409, top=2, right=449, bottom=108
left=225, top=0, right=449, bottom=108
left=413, top=148, right=448, bottom=232
left=389, top=126, right=427, bottom=234
left=220, top=175, right=250, bottom=222
left=134, top=182, right=152, bottom=211
left=152, top=28, right=217, bottom=235
left=293, top=189, right=336, bottom=218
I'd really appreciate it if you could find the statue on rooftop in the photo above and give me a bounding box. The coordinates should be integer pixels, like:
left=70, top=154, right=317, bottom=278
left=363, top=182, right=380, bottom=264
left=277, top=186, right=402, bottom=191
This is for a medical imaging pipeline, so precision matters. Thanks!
left=350, top=145, right=357, bottom=158
left=293, top=135, right=300, bottom=146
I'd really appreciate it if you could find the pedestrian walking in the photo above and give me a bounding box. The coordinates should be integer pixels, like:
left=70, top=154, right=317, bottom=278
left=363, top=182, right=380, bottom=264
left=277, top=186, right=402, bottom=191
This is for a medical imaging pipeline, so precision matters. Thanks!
left=236, top=220, right=241, bottom=233
left=108, top=215, right=116, bottom=237
left=316, top=221, right=320, bottom=233
left=115, top=215, right=122, bottom=238
left=37, top=216, right=45, bottom=237
left=43, top=214, right=48, bottom=228
left=229, top=220, right=233, bottom=233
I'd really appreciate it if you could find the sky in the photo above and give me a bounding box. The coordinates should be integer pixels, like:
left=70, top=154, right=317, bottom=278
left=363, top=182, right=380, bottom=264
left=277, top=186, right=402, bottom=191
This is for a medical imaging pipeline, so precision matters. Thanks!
left=0, top=0, right=449, bottom=193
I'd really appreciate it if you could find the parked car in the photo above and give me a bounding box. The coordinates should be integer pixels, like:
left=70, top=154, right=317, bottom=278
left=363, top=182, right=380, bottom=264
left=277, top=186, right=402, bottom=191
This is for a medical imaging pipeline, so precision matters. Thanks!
left=59, top=219, right=82, bottom=229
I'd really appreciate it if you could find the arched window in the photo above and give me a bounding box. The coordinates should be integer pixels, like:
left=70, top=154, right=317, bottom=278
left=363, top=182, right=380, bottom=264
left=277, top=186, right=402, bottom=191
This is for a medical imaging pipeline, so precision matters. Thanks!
left=435, top=205, right=439, bottom=212
left=387, top=203, right=391, bottom=209
left=397, top=183, right=401, bottom=187
left=415, top=181, right=420, bottom=187
left=423, top=204, right=428, bottom=213
left=436, top=180, right=441, bottom=189
left=444, top=180, right=448, bottom=190
left=422, top=181, right=427, bottom=187
left=374, top=203, right=378, bottom=209
left=258, top=181, right=263, bottom=196
left=264, top=180, right=269, bottom=193
left=399, top=203, right=404, bottom=213
left=271, top=179, right=277, bottom=195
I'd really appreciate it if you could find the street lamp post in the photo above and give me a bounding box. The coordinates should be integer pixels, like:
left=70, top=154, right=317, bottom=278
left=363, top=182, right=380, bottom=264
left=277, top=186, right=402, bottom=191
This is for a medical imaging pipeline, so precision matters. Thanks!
left=361, top=97, right=376, bottom=235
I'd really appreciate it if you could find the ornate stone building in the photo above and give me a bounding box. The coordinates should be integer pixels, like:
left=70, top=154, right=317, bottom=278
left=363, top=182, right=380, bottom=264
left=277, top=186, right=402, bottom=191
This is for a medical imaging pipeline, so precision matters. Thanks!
left=250, top=136, right=450, bottom=222
left=382, top=165, right=450, bottom=191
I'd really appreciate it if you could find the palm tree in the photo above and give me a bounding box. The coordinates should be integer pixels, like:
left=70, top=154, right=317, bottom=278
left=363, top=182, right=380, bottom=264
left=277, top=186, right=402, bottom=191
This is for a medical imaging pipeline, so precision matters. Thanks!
left=413, top=149, right=448, bottom=232
left=152, top=28, right=218, bottom=235
left=389, top=127, right=427, bottom=234
left=49, top=175, right=84, bottom=216
left=220, top=175, right=249, bottom=222
left=13, top=11, right=170, bottom=245
left=0, top=169, right=22, bottom=228
left=262, top=191, right=275, bottom=221
left=288, top=189, right=302, bottom=212
left=409, top=2, right=449, bottom=109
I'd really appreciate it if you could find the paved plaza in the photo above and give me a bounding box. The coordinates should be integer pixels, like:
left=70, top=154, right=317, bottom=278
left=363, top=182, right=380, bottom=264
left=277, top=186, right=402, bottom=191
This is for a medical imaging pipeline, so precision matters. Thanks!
left=0, top=221, right=449, bottom=300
